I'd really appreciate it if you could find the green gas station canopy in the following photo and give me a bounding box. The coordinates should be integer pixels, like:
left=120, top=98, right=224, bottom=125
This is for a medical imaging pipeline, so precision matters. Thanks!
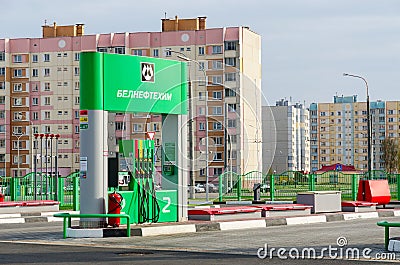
left=80, top=52, right=188, bottom=114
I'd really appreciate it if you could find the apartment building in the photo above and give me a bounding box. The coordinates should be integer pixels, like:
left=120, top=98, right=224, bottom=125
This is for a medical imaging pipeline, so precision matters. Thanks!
left=0, top=17, right=262, bottom=182
left=262, top=99, right=310, bottom=174
left=309, top=95, right=398, bottom=172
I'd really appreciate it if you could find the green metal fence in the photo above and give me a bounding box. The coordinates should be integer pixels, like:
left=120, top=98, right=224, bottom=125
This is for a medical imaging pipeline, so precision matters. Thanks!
left=0, top=172, right=80, bottom=210
left=218, top=170, right=400, bottom=202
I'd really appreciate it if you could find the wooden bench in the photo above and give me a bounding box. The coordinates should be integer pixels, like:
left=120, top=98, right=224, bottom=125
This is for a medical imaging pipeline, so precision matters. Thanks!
left=377, top=221, right=400, bottom=250
left=53, top=213, right=130, bottom=239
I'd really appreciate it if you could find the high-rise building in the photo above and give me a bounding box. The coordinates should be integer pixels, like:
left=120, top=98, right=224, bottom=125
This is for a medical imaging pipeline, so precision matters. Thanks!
left=310, top=95, right=397, bottom=172
left=0, top=17, right=262, bottom=183
left=262, top=99, right=310, bottom=174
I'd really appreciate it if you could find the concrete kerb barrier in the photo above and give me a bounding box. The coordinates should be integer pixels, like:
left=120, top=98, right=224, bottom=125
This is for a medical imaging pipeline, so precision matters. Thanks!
left=0, top=209, right=398, bottom=237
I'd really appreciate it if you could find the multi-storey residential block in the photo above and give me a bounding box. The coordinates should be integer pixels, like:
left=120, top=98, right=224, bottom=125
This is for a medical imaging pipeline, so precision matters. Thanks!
left=310, top=95, right=395, bottom=172
left=0, top=17, right=262, bottom=183
left=262, top=99, right=310, bottom=174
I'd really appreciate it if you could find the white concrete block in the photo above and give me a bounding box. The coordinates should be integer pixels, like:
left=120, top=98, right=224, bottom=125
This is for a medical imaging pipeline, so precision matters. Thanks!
left=393, top=210, right=400, bottom=217
left=286, top=215, right=327, bottom=225
left=140, top=224, right=197, bottom=236
left=0, top=213, right=21, bottom=219
left=219, top=219, right=266, bottom=231
left=66, top=228, right=103, bottom=238
left=0, top=217, right=25, bottom=224
left=388, top=239, right=400, bottom=252
left=343, top=212, right=379, bottom=221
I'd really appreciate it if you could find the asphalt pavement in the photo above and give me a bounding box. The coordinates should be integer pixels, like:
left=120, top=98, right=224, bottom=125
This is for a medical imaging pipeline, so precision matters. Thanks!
left=0, top=216, right=399, bottom=264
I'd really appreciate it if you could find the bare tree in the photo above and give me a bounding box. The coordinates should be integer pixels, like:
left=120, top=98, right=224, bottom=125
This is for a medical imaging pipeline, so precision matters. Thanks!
left=382, top=137, right=399, bottom=173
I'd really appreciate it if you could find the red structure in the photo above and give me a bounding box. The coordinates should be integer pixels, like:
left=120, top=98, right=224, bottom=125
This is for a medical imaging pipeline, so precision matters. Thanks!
left=108, top=192, right=123, bottom=227
left=357, top=180, right=391, bottom=205
left=315, top=163, right=360, bottom=174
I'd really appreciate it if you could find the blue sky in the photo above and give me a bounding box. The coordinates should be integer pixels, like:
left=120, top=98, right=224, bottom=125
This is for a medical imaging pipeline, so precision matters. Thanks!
left=2, top=0, right=400, bottom=106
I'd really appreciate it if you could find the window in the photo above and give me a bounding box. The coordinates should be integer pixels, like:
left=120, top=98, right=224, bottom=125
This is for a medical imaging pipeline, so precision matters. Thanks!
left=198, top=47, right=205, bottom=55
left=0, top=96, right=5, bottom=104
left=115, top=122, right=126, bottom=131
left=228, top=119, right=236, bottom=128
left=228, top=104, right=237, bottom=112
left=224, top=41, right=237, bottom=51
left=13, top=69, right=23, bottom=77
left=388, top=117, right=394, bottom=122
left=75, top=96, right=79, bottom=105
left=57, top=53, right=62, bottom=58
left=75, top=111, right=79, bottom=119
left=13, top=126, right=22, bottom=135
left=64, top=140, right=68, bottom=145
left=0, top=139, right=4, bottom=148
left=114, top=47, right=125, bottom=54
left=198, top=107, right=205, bottom=115
left=0, top=125, right=4, bottom=133
left=198, top=92, right=205, bottom=101
left=133, top=49, right=143, bottom=56
left=153, top=49, right=159, bottom=57
left=32, top=54, right=38, bottom=62
left=58, top=110, right=62, bottom=115
left=74, top=67, right=79, bottom=76
left=213, top=168, right=223, bottom=176
left=165, top=49, right=172, bottom=57
left=13, top=55, right=22, bottom=63
left=32, top=112, right=38, bottom=120
left=74, top=53, right=80, bottom=61
left=213, top=122, right=222, bottom=130
left=75, top=82, right=80, bottom=90
left=32, top=69, right=38, bottom=77
left=75, top=125, right=80, bottom=134
left=44, top=111, right=50, bottom=120
left=153, top=123, right=160, bottom=131
left=0, top=111, right=4, bottom=119
left=224, top=58, right=236, bottom=67
left=212, top=106, right=222, bottom=115
left=388, top=110, right=394, bottom=115
left=63, top=82, right=68, bottom=86
left=199, top=122, right=205, bottom=131
left=225, top=88, right=236, bottom=97
left=212, top=91, right=222, bottom=100
left=13, top=98, right=22, bottom=106
left=12, top=141, right=23, bottom=150
left=197, top=61, right=205, bottom=71
left=213, top=152, right=223, bottom=161
left=212, top=60, right=223, bottom=70
left=43, top=54, right=50, bottom=62
left=13, top=83, right=22, bottom=92
left=0, top=68, right=5, bottom=76
left=44, top=97, right=50, bottom=105
left=13, top=112, right=22, bottom=120
left=212, top=45, right=222, bottom=54
left=97, top=47, right=108, bottom=53
left=213, top=137, right=223, bottom=146
left=0, top=52, right=5, bottom=61
left=44, top=68, right=50, bottom=76
left=133, top=124, right=143, bottom=132
left=32, top=98, right=38, bottom=105
left=211, top=76, right=223, bottom=85
left=225, top=73, right=236, bottom=81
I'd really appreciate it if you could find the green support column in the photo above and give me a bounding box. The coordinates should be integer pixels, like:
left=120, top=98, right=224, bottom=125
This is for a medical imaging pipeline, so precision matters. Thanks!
left=270, top=174, right=275, bottom=201
left=72, top=176, right=79, bottom=211
left=309, top=174, right=316, bottom=191
left=352, top=174, right=358, bottom=201
left=10, top=178, right=17, bottom=201
left=58, top=178, right=64, bottom=204
left=237, top=174, right=242, bottom=201
left=218, top=174, right=223, bottom=202
left=397, top=174, right=400, bottom=201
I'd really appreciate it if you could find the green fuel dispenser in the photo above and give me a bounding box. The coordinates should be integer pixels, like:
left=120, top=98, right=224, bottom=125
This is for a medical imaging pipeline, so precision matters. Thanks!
left=119, top=139, right=160, bottom=224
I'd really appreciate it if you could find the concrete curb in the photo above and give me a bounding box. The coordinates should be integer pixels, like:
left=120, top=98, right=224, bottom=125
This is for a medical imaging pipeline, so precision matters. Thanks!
left=1, top=209, right=399, bottom=238
left=0, top=211, right=78, bottom=224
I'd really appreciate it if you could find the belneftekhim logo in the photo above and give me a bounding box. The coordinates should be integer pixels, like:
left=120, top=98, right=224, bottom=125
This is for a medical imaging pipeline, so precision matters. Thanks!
left=141, top=62, right=154, bottom=82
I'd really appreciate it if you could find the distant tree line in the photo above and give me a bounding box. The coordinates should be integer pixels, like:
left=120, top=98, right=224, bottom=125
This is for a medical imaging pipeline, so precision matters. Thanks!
left=382, top=137, right=400, bottom=173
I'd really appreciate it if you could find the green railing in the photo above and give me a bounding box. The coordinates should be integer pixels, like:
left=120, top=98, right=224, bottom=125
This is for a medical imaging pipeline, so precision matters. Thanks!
left=0, top=172, right=80, bottom=210
left=218, top=170, right=400, bottom=202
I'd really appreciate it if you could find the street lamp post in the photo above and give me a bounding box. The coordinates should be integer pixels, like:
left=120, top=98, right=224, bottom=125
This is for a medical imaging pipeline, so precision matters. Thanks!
left=343, top=73, right=371, bottom=176
left=168, top=50, right=210, bottom=201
